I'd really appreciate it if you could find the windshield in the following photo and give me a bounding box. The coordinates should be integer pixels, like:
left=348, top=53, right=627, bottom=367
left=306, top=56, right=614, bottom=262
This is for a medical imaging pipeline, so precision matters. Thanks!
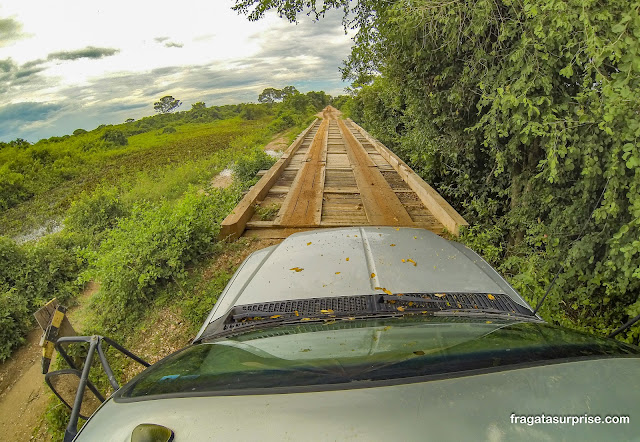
left=118, top=316, right=640, bottom=399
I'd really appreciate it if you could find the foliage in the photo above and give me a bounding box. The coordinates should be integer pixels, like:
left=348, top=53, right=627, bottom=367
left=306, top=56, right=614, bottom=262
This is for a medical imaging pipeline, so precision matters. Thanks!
left=233, top=147, right=276, bottom=185
left=258, top=87, right=283, bottom=104
left=65, top=186, right=128, bottom=239
left=102, top=129, right=128, bottom=146
left=0, top=233, right=85, bottom=360
left=153, top=95, right=182, bottom=114
left=236, top=1, right=640, bottom=343
left=87, top=188, right=241, bottom=330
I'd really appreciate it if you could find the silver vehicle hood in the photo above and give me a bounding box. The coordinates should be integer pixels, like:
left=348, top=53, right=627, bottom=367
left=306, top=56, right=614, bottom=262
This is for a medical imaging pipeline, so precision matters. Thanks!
left=197, top=227, right=530, bottom=339
left=76, top=358, right=640, bottom=441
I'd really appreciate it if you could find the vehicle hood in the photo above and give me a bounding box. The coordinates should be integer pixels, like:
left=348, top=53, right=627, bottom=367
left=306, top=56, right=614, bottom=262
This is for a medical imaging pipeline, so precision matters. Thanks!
left=197, top=227, right=530, bottom=338
left=76, top=358, right=640, bottom=441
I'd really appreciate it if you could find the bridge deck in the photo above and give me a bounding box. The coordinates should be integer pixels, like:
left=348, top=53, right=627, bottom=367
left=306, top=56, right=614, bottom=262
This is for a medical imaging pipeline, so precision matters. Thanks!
left=220, top=107, right=467, bottom=240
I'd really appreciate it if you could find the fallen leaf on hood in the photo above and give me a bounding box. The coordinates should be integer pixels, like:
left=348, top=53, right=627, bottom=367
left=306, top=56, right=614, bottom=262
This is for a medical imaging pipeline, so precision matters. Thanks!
left=397, top=306, right=406, bottom=312
left=407, top=259, right=417, bottom=266
left=307, top=242, right=312, bottom=246
left=487, top=294, right=496, bottom=300
left=335, top=272, right=341, bottom=275
left=390, top=244, right=396, bottom=247
left=290, top=267, right=304, bottom=272
left=346, top=257, right=350, bottom=261
left=321, top=309, right=334, bottom=314
left=270, top=315, right=282, bottom=319
left=434, top=293, right=446, bottom=298
left=371, top=272, right=376, bottom=278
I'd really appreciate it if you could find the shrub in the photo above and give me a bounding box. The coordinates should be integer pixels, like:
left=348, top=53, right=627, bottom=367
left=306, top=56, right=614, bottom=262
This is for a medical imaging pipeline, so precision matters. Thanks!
left=0, top=289, right=30, bottom=361
left=88, top=188, right=241, bottom=329
left=162, top=126, right=177, bottom=134
left=65, top=187, right=128, bottom=238
left=233, top=148, right=276, bottom=185
left=102, top=129, right=128, bottom=146
left=73, top=129, right=88, bottom=135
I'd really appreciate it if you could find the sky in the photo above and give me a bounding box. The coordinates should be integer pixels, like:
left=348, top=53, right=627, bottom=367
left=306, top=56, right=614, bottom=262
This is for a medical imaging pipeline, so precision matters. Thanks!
left=0, top=1, right=354, bottom=142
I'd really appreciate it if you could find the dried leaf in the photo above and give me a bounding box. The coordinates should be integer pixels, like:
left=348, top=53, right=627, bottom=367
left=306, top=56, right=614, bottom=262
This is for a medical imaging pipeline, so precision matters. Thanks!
left=486, top=321, right=493, bottom=324
left=335, top=271, right=341, bottom=275
left=434, top=293, right=446, bottom=298
left=307, top=242, right=312, bottom=246
left=413, top=350, right=425, bottom=356
left=371, top=272, right=376, bottom=278
left=390, top=244, right=396, bottom=247
left=397, top=306, right=406, bottom=312
left=487, top=294, right=496, bottom=300
left=294, top=311, right=300, bottom=317
left=290, top=267, right=304, bottom=272
left=270, top=315, right=282, bottom=319
left=401, top=259, right=406, bottom=263
left=321, top=309, right=334, bottom=314
left=346, top=257, right=350, bottom=261
left=407, top=258, right=417, bottom=266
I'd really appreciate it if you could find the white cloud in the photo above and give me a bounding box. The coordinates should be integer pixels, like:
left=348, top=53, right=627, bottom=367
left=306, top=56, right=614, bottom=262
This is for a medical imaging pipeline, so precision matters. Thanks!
left=0, top=2, right=353, bottom=141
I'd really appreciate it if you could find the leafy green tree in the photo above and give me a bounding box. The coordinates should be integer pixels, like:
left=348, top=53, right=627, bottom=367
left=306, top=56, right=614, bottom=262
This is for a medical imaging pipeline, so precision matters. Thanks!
left=73, top=129, right=87, bottom=135
left=125, top=118, right=135, bottom=123
left=154, top=95, right=182, bottom=114
left=258, top=88, right=282, bottom=104
left=281, top=85, right=299, bottom=98
left=191, top=102, right=206, bottom=110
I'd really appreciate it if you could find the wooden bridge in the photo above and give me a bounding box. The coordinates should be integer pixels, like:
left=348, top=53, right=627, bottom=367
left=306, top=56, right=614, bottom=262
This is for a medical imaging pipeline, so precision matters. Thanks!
left=220, top=107, right=467, bottom=240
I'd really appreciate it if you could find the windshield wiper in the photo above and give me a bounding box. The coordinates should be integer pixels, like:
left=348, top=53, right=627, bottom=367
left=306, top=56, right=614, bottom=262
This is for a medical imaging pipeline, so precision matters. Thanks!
left=197, top=292, right=536, bottom=341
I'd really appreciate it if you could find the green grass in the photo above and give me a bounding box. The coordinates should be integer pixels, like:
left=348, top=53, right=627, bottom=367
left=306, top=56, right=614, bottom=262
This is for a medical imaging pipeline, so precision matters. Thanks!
left=0, top=117, right=272, bottom=238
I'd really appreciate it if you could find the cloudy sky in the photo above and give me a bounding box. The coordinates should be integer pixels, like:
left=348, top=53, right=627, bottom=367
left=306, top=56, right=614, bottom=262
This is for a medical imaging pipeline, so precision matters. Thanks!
left=0, top=1, right=353, bottom=142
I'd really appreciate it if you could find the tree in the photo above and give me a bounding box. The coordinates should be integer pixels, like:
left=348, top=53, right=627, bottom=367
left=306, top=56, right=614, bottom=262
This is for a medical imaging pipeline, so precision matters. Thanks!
left=125, top=118, right=135, bottom=123
left=191, top=102, right=206, bottom=111
left=73, top=129, right=87, bottom=135
left=153, top=96, right=182, bottom=114
left=258, top=88, right=282, bottom=104
left=281, top=85, right=299, bottom=98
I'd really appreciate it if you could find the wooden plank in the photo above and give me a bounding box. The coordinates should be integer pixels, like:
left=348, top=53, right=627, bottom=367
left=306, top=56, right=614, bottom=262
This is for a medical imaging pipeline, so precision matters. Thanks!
left=347, top=119, right=468, bottom=235
left=277, top=118, right=329, bottom=226
left=218, top=119, right=319, bottom=240
left=336, top=119, right=414, bottom=226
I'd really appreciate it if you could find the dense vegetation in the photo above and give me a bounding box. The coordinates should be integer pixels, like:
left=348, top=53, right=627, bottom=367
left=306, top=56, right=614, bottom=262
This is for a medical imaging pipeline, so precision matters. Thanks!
left=0, top=89, right=327, bottom=361
left=236, top=0, right=640, bottom=343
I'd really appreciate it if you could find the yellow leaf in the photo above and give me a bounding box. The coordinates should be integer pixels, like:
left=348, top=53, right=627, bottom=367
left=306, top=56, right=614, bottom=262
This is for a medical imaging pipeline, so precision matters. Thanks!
left=414, top=236, right=417, bottom=239
left=335, top=271, right=341, bottom=274
left=486, top=321, right=493, bottom=324
left=346, top=257, right=350, bottom=261
left=383, top=288, right=392, bottom=295
left=347, top=317, right=355, bottom=320
left=270, top=315, right=282, bottom=319
left=290, top=267, right=304, bottom=272
left=301, top=318, right=311, bottom=321
left=401, top=259, right=406, bottom=263
left=435, top=293, right=446, bottom=298
left=321, top=309, right=334, bottom=314
left=487, top=294, right=496, bottom=300
left=375, top=286, right=383, bottom=290
left=407, top=258, right=417, bottom=266
left=294, top=311, right=299, bottom=317
left=397, top=306, right=406, bottom=312
left=370, top=272, right=376, bottom=278
left=390, top=244, right=396, bottom=247
left=383, top=326, right=392, bottom=331
left=307, top=242, right=312, bottom=246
